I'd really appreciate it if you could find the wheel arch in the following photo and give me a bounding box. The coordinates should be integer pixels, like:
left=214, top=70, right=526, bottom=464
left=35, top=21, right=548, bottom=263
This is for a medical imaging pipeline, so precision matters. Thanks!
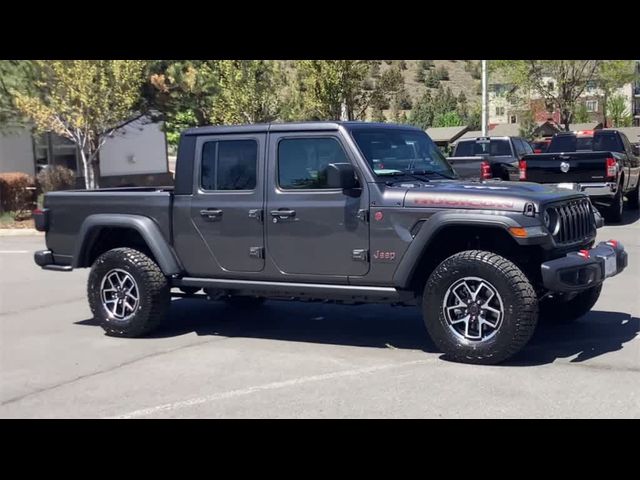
left=393, top=212, right=541, bottom=292
left=73, top=214, right=182, bottom=276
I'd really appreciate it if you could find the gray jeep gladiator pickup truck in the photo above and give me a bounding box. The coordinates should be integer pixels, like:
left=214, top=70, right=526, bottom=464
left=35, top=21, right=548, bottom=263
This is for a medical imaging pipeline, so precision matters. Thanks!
left=33, top=122, right=628, bottom=364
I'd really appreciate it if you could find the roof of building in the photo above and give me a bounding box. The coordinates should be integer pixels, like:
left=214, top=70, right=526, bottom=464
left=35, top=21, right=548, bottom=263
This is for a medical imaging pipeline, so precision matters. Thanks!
left=568, top=122, right=603, bottom=132
left=425, top=126, right=469, bottom=143
left=456, top=130, right=483, bottom=141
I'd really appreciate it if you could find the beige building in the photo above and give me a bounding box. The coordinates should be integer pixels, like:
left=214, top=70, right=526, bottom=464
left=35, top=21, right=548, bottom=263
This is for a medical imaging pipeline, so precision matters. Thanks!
left=488, top=61, right=640, bottom=128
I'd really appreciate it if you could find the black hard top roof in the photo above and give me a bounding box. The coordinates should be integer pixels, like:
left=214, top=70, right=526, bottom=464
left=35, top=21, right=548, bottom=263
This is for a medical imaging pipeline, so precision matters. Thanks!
left=183, top=121, right=422, bottom=136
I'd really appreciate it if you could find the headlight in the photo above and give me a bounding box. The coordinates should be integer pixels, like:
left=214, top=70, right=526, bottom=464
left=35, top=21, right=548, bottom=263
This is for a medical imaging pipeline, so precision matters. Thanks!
left=543, top=208, right=560, bottom=235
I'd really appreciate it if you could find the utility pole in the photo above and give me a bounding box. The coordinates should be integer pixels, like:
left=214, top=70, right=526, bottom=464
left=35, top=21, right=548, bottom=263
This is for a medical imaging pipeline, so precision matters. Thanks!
left=482, top=60, right=488, bottom=136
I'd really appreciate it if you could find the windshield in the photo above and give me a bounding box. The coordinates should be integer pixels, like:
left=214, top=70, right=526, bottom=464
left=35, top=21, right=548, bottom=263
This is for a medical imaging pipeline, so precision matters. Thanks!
left=350, top=128, right=455, bottom=178
left=452, top=139, right=512, bottom=157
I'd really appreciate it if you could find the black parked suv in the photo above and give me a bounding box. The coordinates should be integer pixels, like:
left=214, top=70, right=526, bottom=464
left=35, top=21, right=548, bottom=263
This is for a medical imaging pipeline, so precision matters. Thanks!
left=34, top=122, right=628, bottom=364
left=448, top=135, right=534, bottom=181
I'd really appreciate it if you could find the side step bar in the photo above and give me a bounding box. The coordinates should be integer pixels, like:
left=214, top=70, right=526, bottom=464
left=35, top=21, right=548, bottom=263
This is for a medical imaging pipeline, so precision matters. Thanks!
left=173, top=277, right=403, bottom=302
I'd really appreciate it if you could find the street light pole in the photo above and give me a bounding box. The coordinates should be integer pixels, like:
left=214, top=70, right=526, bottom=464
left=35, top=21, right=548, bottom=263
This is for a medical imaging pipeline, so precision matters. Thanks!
left=482, top=60, right=488, bottom=136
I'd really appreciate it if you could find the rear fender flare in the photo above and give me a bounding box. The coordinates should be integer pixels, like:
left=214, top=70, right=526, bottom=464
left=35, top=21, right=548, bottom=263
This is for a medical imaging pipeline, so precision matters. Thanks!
left=73, top=214, right=182, bottom=276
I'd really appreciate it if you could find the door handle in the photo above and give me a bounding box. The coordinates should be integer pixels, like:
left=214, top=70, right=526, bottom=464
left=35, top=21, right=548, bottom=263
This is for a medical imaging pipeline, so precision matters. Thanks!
left=270, top=209, right=296, bottom=218
left=200, top=208, right=223, bottom=219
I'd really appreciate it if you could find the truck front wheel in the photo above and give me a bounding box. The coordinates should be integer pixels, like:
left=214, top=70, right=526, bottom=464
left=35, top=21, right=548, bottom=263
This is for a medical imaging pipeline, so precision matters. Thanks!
left=88, top=247, right=170, bottom=337
left=422, top=250, right=538, bottom=365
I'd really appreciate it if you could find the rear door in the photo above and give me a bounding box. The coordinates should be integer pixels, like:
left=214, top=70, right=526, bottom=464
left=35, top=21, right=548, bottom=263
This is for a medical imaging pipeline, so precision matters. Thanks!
left=189, top=134, right=266, bottom=274
left=265, top=132, right=370, bottom=278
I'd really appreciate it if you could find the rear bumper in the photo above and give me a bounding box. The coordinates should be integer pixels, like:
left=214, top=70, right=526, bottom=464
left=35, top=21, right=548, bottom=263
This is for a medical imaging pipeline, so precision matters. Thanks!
left=550, top=182, right=617, bottom=198
left=541, top=240, right=627, bottom=292
left=34, top=250, right=72, bottom=271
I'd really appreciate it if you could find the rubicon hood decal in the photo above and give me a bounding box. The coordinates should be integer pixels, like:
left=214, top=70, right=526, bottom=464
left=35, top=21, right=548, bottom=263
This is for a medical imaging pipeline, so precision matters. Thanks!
left=402, top=181, right=585, bottom=212
left=409, top=195, right=515, bottom=210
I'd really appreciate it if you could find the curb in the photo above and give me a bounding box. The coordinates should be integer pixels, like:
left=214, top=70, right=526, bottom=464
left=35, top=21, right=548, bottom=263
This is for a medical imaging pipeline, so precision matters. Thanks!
left=0, top=228, right=43, bottom=236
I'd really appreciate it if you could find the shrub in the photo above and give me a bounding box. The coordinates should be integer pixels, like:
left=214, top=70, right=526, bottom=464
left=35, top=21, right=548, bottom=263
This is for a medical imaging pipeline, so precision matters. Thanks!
left=0, top=172, right=36, bottom=216
left=37, top=165, right=76, bottom=193
left=436, top=66, right=450, bottom=81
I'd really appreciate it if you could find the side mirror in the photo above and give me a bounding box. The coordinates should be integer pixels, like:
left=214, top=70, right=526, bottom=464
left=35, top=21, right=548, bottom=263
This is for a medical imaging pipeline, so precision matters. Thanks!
left=326, top=163, right=359, bottom=189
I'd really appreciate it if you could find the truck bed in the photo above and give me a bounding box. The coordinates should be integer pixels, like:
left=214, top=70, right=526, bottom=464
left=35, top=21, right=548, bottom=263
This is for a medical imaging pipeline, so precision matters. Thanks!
left=43, top=188, right=174, bottom=264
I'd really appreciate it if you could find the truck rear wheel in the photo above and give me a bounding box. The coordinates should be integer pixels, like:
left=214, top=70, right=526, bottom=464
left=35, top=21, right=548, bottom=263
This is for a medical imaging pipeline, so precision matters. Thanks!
left=88, top=247, right=170, bottom=338
left=540, top=284, right=602, bottom=323
left=422, top=250, right=538, bottom=365
left=604, top=183, right=624, bottom=223
left=627, top=180, right=640, bottom=210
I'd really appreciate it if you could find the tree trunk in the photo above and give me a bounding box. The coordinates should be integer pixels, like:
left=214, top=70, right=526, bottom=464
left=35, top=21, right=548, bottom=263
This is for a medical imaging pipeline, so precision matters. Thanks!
left=602, top=90, right=608, bottom=127
left=561, top=108, right=571, bottom=131
left=91, top=156, right=100, bottom=189
left=79, top=149, right=92, bottom=190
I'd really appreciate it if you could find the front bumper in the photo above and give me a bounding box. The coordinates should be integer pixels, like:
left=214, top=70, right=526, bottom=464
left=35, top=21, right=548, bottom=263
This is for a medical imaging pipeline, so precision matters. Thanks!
left=541, top=240, right=627, bottom=292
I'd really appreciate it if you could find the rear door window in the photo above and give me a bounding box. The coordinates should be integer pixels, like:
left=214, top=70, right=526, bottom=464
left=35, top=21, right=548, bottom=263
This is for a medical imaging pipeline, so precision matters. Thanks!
left=452, top=139, right=512, bottom=156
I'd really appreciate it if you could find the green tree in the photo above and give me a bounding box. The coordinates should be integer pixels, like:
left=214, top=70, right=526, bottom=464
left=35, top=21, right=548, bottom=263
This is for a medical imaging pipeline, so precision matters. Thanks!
left=149, top=60, right=223, bottom=143
left=0, top=60, right=37, bottom=132
left=209, top=60, right=283, bottom=125
left=425, top=69, right=440, bottom=88
left=433, top=110, right=464, bottom=127
left=492, top=60, right=601, bottom=131
left=597, top=61, right=637, bottom=126
left=13, top=60, right=148, bottom=189
left=371, top=106, right=386, bottom=122
left=292, top=60, right=372, bottom=120
left=518, top=109, right=537, bottom=141
left=573, top=102, right=590, bottom=123
left=608, top=94, right=632, bottom=127
left=408, top=90, right=435, bottom=129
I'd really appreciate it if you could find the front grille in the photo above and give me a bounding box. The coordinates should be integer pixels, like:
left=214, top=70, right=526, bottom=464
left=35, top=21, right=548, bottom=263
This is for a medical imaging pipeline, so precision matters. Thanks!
left=546, top=198, right=595, bottom=245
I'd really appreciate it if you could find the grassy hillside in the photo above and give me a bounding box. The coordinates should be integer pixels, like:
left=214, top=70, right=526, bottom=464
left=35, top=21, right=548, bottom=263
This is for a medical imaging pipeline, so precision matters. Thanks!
left=396, top=60, right=481, bottom=103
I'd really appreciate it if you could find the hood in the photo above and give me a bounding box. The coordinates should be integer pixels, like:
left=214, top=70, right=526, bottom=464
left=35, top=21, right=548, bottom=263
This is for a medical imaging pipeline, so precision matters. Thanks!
left=402, top=180, right=585, bottom=213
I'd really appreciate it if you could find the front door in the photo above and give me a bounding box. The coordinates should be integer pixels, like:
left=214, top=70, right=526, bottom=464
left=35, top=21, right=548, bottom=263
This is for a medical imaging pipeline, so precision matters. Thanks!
left=266, top=132, right=369, bottom=278
left=190, top=134, right=265, bottom=274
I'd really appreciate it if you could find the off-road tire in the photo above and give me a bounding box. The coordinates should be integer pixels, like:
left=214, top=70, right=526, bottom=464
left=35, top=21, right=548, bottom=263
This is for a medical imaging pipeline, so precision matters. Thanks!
left=605, top=182, right=624, bottom=223
left=88, top=247, right=170, bottom=337
left=423, top=250, right=538, bottom=365
left=627, top=180, right=640, bottom=210
left=540, top=284, right=602, bottom=323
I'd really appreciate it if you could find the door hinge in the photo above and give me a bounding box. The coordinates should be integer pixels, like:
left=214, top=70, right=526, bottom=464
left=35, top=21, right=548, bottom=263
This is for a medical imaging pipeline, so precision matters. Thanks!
left=249, top=246, right=264, bottom=259
left=356, top=209, right=369, bottom=223
left=352, top=249, right=369, bottom=262
left=248, top=209, right=263, bottom=222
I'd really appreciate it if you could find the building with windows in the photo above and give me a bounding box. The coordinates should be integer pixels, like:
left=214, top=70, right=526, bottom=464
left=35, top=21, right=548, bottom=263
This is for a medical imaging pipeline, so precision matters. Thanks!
left=0, top=117, right=172, bottom=187
left=488, top=61, right=640, bottom=129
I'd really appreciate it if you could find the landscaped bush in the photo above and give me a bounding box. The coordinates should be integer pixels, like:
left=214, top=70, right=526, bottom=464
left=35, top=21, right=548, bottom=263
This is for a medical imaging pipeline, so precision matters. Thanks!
left=0, top=172, right=36, bottom=217
left=37, top=165, right=76, bottom=193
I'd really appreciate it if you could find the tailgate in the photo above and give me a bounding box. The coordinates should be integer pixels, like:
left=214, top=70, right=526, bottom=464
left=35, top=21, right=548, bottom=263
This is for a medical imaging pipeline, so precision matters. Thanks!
left=523, top=152, right=609, bottom=183
left=447, top=156, right=484, bottom=180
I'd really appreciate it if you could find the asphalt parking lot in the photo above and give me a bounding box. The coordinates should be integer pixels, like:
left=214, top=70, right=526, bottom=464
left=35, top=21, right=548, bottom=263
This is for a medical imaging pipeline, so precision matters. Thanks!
left=1, top=211, right=639, bottom=418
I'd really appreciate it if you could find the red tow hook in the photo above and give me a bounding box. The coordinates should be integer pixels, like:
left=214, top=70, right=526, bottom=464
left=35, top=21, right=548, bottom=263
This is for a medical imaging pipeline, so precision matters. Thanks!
left=577, top=249, right=591, bottom=260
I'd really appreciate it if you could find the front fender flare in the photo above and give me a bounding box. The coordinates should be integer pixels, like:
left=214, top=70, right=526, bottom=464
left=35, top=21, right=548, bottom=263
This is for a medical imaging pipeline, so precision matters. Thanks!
left=392, top=211, right=522, bottom=289
left=73, top=214, right=182, bottom=276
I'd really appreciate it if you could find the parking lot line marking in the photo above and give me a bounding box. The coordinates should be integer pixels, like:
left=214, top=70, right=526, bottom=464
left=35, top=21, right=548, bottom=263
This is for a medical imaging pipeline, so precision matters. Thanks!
left=108, top=358, right=435, bottom=419
left=0, top=250, right=29, bottom=254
